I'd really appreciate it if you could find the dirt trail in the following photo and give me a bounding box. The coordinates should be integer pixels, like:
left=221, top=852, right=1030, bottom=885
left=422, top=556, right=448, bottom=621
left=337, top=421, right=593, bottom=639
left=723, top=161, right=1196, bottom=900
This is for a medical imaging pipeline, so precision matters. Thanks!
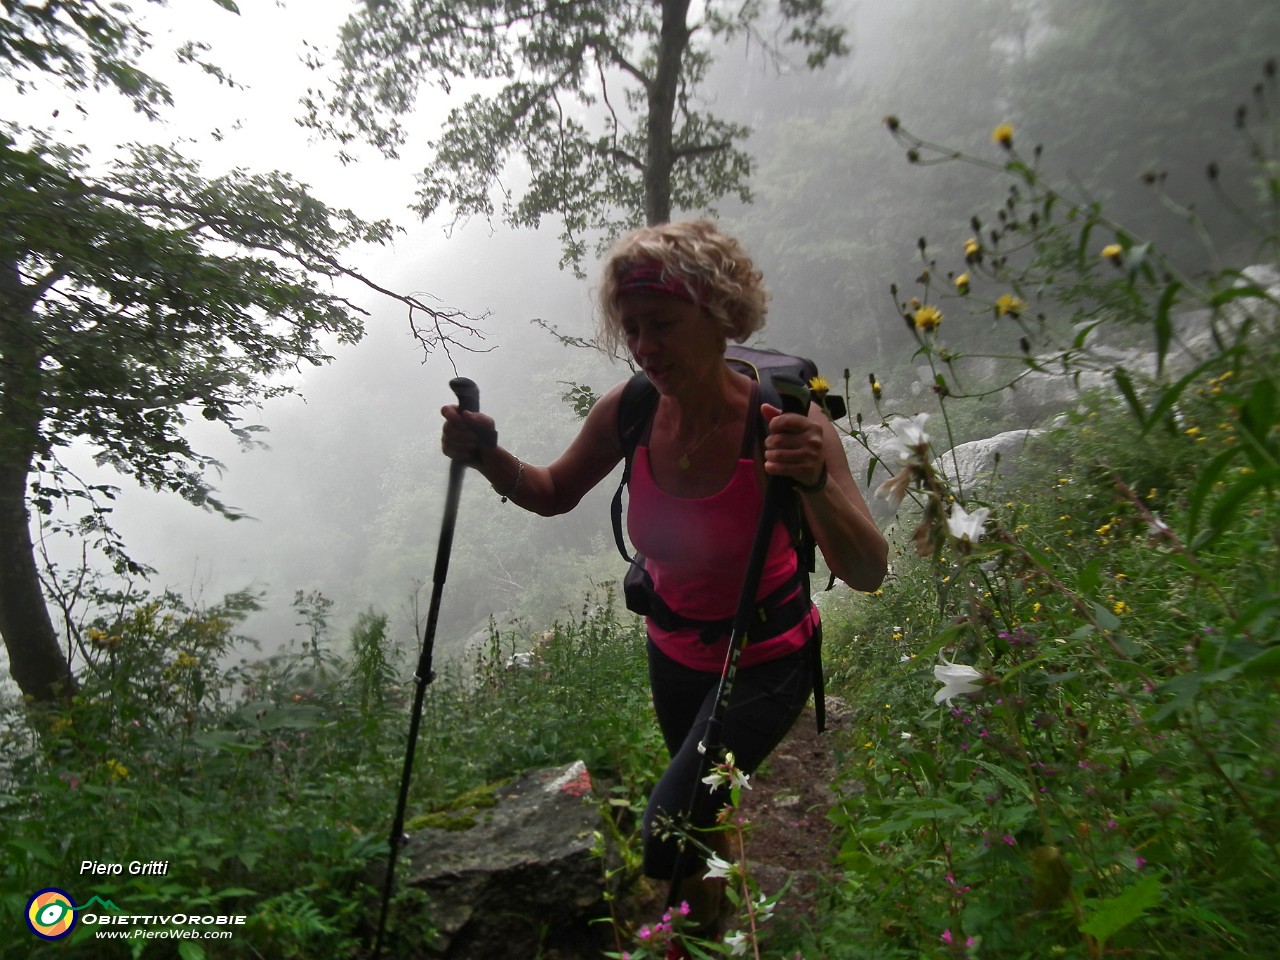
left=606, top=699, right=851, bottom=953
left=733, top=700, right=849, bottom=933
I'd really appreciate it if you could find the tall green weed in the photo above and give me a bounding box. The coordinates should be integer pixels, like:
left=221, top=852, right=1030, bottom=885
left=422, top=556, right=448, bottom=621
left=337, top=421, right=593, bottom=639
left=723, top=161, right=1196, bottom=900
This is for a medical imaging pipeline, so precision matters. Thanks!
left=808, top=60, right=1280, bottom=960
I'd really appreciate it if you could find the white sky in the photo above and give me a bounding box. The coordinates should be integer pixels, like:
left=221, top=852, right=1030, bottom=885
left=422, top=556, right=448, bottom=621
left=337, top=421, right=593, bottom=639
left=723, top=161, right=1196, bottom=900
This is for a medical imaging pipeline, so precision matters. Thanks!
left=5, top=0, right=596, bottom=659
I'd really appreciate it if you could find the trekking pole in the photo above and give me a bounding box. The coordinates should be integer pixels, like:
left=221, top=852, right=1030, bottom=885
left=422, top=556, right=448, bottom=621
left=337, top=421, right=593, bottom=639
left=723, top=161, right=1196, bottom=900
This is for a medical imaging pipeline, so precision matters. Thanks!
left=372, top=377, right=480, bottom=960
left=665, top=375, right=810, bottom=907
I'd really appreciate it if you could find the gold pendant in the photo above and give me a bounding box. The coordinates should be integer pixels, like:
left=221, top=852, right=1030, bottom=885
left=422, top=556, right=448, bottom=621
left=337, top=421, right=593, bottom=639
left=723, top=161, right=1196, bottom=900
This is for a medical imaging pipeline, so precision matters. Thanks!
left=677, top=454, right=691, bottom=470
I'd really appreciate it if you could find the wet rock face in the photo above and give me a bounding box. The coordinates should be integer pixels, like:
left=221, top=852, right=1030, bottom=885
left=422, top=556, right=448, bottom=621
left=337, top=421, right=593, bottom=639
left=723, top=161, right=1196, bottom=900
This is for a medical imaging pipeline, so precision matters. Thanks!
left=402, top=760, right=606, bottom=959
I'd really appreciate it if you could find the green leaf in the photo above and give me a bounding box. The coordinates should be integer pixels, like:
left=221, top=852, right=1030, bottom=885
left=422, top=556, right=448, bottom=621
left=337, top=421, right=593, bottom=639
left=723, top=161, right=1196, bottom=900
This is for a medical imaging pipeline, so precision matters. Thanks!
left=1207, top=281, right=1269, bottom=309
left=1187, top=447, right=1244, bottom=540
left=212, top=886, right=258, bottom=898
left=1091, top=602, right=1121, bottom=632
left=1207, top=467, right=1280, bottom=538
left=178, top=942, right=207, bottom=960
left=964, top=758, right=1034, bottom=801
left=1078, top=557, right=1105, bottom=594
left=1112, top=367, right=1145, bottom=428
left=6, top=836, right=59, bottom=866
left=1240, top=645, right=1280, bottom=679
left=1235, top=594, right=1280, bottom=633
left=1143, top=348, right=1243, bottom=437
left=1152, top=282, right=1181, bottom=373
left=1145, top=673, right=1202, bottom=725
left=1080, top=875, right=1161, bottom=944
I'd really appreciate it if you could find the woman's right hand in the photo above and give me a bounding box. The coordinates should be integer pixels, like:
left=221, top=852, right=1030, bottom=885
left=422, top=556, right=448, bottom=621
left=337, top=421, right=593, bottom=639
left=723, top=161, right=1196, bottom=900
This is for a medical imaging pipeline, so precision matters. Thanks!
left=440, top=404, right=498, bottom=464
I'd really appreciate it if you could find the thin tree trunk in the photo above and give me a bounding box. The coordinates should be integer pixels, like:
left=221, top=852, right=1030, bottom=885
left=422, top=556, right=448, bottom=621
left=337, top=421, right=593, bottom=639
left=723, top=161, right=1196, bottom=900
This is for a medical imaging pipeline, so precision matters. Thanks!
left=0, top=264, right=73, bottom=702
left=645, top=0, right=691, bottom=225
left=0, top=459, right=71, bottom=702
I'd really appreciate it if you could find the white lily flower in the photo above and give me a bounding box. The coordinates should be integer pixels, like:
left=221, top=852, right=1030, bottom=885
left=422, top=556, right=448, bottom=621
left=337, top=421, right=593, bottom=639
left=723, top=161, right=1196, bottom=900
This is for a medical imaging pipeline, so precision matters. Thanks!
left=704, top=853, right=735, bottom=881
left=947, top=504, right=990, bottom=543
left=874, top=466, right=913, bottom=509
left=701, top=751, right=751, bottom=792
left=754, top=892, right=776, bottom=922
left=879, top=412, right=932, bottom=462
left=933, top=660, right=985, bottom=704
left=724, top=931, right=751, bottom=956
left=1147, top=514, right=1171, bottom=539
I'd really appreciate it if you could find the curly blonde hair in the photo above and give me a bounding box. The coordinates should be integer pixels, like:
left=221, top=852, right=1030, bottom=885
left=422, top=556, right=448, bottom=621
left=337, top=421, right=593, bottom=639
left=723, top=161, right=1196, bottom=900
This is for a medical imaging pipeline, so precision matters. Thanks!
left=596, top=219, right=769, bottom=356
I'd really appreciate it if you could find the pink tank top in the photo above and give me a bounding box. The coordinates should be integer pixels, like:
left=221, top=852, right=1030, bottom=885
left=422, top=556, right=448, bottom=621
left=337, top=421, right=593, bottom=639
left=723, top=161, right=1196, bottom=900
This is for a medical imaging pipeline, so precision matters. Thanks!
left=627, top=404, right=816, bottom=671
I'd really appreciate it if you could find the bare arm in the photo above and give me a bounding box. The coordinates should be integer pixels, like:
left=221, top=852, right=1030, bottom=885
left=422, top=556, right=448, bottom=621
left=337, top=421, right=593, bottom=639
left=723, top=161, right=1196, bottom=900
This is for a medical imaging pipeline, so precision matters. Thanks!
left=441, top=381, right=627, bottom=516
left=762, top=402, right=888, bottom=592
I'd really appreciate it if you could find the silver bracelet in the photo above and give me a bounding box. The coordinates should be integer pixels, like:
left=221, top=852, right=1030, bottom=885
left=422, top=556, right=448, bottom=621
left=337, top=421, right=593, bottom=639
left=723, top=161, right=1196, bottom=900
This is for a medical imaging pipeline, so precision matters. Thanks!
left=495, top=458, right=525, bottom=503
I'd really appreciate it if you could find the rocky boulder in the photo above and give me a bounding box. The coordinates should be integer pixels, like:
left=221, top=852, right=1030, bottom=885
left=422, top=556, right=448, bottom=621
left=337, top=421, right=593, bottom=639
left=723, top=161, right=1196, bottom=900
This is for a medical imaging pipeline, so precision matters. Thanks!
left=401, top=760, right=607, bottom=959
left=933, top=428, right=1045, bottom=494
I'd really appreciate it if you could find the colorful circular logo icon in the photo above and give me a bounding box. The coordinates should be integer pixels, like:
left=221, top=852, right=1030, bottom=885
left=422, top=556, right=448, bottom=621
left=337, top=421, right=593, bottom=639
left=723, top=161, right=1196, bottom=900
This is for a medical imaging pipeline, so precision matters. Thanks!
left=26, top=888, right=78, bottom=940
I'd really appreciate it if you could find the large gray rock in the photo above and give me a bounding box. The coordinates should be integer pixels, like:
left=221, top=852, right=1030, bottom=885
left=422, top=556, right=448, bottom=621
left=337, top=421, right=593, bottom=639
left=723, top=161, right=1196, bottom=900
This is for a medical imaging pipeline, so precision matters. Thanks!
left=403, top=760, right=606, bottom=959
left=933, top=428, right=1045, bottom=494
left=842, top=423, right=898, bottom=491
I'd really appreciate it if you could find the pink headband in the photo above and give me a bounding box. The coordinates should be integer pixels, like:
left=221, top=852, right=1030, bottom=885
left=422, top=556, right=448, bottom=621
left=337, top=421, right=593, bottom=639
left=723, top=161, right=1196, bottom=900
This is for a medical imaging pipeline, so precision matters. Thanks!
left=616, top=261, right=699, bottom=304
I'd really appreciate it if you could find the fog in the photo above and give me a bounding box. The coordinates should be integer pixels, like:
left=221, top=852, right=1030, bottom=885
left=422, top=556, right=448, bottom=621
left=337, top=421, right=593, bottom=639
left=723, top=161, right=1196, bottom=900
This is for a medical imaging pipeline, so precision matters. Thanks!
left=10, top=0, right=1278, bottom=672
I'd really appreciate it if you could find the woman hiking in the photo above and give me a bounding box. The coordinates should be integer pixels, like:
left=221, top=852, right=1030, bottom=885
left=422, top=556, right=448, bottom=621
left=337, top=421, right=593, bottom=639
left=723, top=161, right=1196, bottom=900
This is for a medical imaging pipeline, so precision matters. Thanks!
left=440, top=219, right=888, bottom=953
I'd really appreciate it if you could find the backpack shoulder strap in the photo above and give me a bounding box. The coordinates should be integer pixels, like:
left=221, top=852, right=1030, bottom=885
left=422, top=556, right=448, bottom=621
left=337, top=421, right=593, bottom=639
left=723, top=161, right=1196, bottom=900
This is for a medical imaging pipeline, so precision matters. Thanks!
left=611, top=371, right=659, bottom=562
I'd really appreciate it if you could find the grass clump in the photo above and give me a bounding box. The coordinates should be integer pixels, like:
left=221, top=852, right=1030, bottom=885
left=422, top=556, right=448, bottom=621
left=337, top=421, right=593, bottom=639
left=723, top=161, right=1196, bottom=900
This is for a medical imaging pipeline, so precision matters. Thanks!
left=799, top=61, right=1280, bottom=960
left=0, top=586, right=657, bottom=958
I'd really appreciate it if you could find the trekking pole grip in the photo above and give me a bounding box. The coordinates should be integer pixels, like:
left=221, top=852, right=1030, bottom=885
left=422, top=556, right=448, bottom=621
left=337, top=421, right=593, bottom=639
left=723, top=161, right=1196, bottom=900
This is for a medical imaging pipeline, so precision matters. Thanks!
left=450, top=377, right=480, bottom=414
left=771, top=373, right=810, bottom=419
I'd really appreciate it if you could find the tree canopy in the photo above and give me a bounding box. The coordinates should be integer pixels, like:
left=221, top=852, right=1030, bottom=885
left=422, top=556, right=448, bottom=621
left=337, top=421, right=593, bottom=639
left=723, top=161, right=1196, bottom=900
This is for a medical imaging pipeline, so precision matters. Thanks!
left=306, top=0, right=849, bottom=269
left=0, top=0, right=476, bottom=701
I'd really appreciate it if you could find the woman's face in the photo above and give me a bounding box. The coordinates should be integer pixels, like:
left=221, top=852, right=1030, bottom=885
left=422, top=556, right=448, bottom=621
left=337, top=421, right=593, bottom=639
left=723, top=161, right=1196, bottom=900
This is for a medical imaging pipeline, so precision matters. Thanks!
left=619, top=293, right=725, bottom=396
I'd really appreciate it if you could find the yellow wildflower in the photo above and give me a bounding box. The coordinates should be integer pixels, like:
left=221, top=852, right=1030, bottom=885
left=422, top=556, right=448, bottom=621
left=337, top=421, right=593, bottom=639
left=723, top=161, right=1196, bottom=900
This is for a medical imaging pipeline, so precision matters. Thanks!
left=992, top=122, right=1014, bottom=147
left=954, top=271, right=971, bottom=294
left=105, top=759, right=129, bottom=782
left=995, top=293, right=1026, bottom=317
left=808, top=375, right=830, bottom=394
left=1101, top=243, right=1124, bottom=264
left=1112, top=600, right=1130, bottom=616
left=964, top=237, right=982, bottom=259
left=913, top=305, right=943, bottom=333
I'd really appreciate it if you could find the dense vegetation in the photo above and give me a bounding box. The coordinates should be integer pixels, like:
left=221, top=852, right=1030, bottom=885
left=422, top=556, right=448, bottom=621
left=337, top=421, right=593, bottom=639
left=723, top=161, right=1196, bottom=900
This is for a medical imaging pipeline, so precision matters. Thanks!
left=4, top=56, right=1278, bottom=958
left=3, top=1, right=1278, bottom=958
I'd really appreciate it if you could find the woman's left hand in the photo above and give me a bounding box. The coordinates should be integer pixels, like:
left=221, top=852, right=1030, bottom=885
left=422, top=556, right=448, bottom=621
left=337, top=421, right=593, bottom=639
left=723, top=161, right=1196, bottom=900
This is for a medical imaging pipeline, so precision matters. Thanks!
left=761, top=403, right=827, bottom=489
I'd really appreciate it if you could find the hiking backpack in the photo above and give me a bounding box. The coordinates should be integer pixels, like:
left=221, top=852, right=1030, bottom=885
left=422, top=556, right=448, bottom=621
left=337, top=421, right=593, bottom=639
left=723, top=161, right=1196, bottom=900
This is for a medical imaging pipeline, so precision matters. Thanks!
left=609, top=344, right=846, bottom=732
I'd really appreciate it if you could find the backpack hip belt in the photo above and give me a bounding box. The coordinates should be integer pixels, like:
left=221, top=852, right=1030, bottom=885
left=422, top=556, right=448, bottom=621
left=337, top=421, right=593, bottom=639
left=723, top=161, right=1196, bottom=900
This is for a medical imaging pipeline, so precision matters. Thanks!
left=624, top=559, right=811, bottom=646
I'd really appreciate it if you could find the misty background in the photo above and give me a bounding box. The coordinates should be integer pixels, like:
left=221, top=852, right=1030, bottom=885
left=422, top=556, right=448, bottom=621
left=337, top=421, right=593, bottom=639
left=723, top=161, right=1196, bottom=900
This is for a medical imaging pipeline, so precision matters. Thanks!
left=11, top=0, right=1277, bottom=673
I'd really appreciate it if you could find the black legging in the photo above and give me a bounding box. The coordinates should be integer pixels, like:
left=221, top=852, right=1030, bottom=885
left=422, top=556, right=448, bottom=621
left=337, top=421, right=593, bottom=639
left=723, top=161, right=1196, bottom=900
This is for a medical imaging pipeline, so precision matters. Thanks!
left=642, top=637, right=812, bottom=879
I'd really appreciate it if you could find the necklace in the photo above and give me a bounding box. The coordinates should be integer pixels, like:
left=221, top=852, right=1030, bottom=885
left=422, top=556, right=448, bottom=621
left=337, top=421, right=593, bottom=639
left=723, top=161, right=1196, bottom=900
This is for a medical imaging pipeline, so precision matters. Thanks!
left=674, top=403, right=728, bottom=470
